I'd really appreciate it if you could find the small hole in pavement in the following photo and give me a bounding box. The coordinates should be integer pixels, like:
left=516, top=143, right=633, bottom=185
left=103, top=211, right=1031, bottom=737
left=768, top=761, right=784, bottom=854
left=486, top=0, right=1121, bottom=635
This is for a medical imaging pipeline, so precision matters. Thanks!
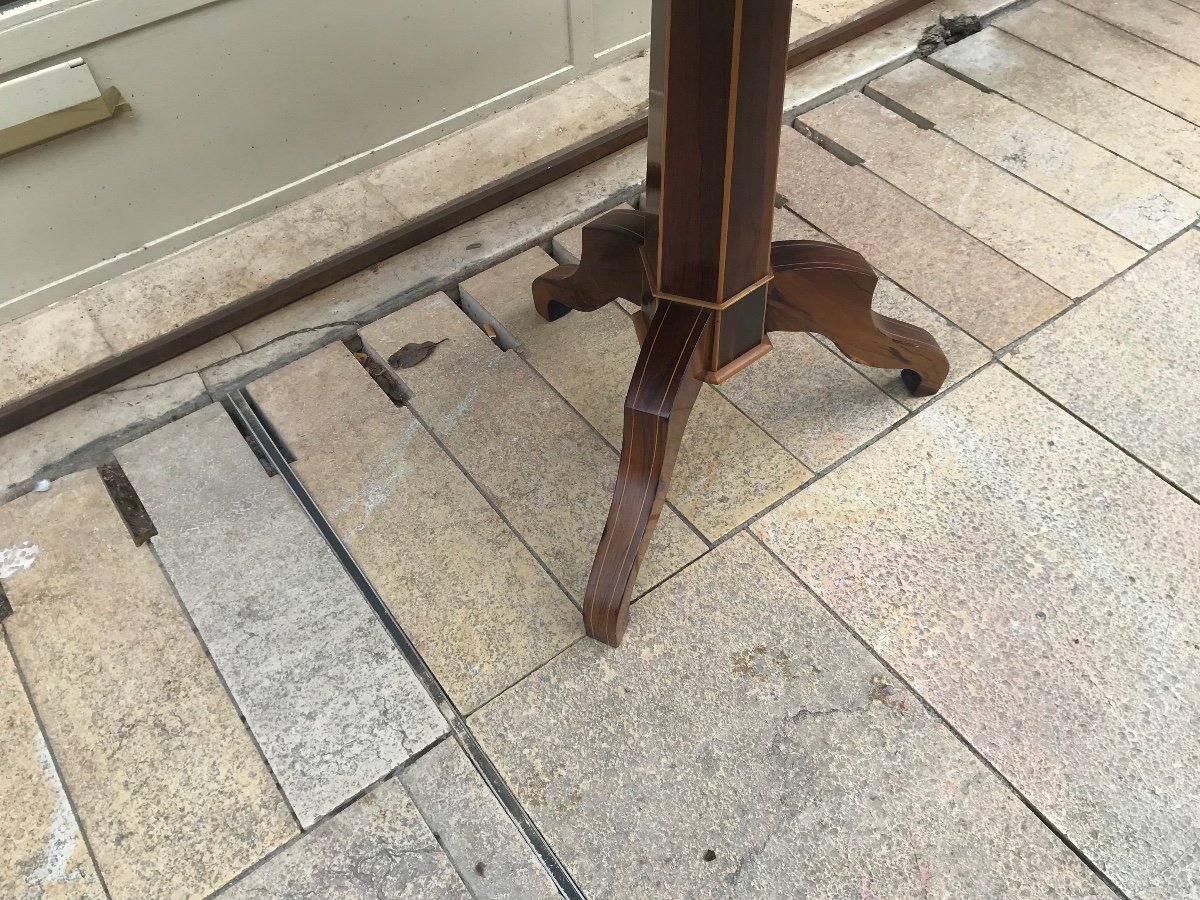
left=466, top=242, right=483, bottom=250
left=475, top=861, right=486, bottom=876
left=703, top=849, right=717, bottom=862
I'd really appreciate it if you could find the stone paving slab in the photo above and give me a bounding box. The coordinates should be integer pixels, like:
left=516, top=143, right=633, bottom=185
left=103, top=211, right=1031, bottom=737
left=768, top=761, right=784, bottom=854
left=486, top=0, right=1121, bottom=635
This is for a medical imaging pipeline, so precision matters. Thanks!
left=118, top=403, right=446, bottom=827
left=754, top=364, right=1200, bottom=899
left=802, top=92, right=1143, bottom=298
left=776, top=126, right=1070, bottom=348
left=459, top=249, right=812, bottom=539
left=0, top=640, right=104, bottom=899
left=250, top=344, right=582, bottom=713
left=469, top=533, right=1114, bottom=900
left=936, top=28, right=1200, bottom=198
left=222, top=777, right=469, bottom=899
left=0, top=469, right=296, bottom=897
left=0, top=300, right=111, bottom=417
left=400, top=738, right=560, bottom=899
left=361, top=293, right=706, bottom=602
left=1060, top=0, right=1200, bottom=66
left=999, top=0, right=1200, bottom=127
left=1007, top=228, right=1200, bottom=497
left=867, top=60, right=1200, bottom=250
left=769, top=208, right=993, bottom=409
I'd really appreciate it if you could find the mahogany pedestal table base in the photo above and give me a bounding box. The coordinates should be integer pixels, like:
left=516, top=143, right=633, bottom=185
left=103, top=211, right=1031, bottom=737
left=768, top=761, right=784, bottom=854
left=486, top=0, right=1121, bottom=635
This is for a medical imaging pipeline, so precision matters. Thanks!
left=532, top=209, right=948, bottom=646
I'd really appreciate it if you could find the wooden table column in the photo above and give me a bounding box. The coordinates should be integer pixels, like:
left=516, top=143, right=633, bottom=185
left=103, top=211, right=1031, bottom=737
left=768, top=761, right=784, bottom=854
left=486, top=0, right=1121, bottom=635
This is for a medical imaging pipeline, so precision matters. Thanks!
left=533, top=0, right=950, bottom=646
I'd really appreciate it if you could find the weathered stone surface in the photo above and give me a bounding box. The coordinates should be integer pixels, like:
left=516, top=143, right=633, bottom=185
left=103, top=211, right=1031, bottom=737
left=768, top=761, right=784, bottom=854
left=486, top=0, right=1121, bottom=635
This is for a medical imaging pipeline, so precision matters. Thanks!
left=802, top=93, right=1143, bottom=297
left=789, top=5, right=824, bottom=43
left=118, top=404, right=445, bottom=826
left=1008, top=229, right=1200, bottom=496
left=936, top=28, right=1200, bottom=196
left=1060, top=0, right=1200, bottom=65
left=367, top=80, right=637, bottom=220
left=0, top=300, right=110, bottom=412
left=118, top=335, right=242, bottom=389
left=769, top=209, right=993, bottom=408
left=0, top=374, right=210, bottom=505
left=999, top=0, right=1200, bottom=126
left=0, top=642, right=104, bottom=899
left=87, top=178, right=405, bottom=355
left=400, top=739, right=559, bottom=899
left=470, top=533, right=1113, bottom=900
left=202, top=325, right=361, bottom=395
left=361, top=293, right=706, bottom=602
left=590, top=54, right=650, bottom=110
left=0, top=470, right=296, bottom=897
left=776, top=127, right=1069, bottom=348
left=250, top=344, right=582, bottom=713
left=754, top=365, right=1200, bottom=899
left=460, top=249, right=811, bottom=539
left=868, top=60, right=1200, bottom=249
left=223, top=777, right=469, bottom=899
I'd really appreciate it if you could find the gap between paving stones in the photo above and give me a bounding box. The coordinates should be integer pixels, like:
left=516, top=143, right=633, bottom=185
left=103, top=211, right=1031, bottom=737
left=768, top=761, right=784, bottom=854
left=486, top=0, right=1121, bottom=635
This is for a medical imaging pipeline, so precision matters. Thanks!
left=223, top=392, right=587, bottom=900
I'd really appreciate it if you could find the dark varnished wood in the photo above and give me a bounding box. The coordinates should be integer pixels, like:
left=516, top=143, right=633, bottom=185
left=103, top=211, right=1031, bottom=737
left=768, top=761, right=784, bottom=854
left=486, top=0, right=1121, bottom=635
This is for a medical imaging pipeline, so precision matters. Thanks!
left=767, top=240, right=948, bottom=395
left=532, top=209, right=648, bottom=321
left=584, top=301, right=710, bottom=646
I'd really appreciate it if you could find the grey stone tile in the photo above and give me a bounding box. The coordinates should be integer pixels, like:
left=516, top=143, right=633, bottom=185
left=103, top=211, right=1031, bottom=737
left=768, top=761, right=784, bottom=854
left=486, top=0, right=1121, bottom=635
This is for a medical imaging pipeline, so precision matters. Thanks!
left=118, top=404, right=445, bottom=827
left=868, top=60, right=1200, bottom=249
left=590, top=54, right=650, bottom=110
left=223, top=777, right=469, bottom=899
left=469, top=533, right=1114, bottom=900
left=1007, top=229, right=1200, bottom=496
left=460, top=249, right=811, bottom=539
left=776, top=127, right=1070, bottom=348
left=360, top=293, right=706, bottom=603
left=802, top=93, right=1143, bottom=298
left=0, top=299, right=110, bottom=413
left=1060, top=0, right=1200, bottom=65
left=0, top=469, right=296, bottom=897
left=249, top=344, right=582, bottom=714
left=936, top=28, right=1200, bottom=197
left=118, top=335, right=242, bottom=389
left=754, top=365, right=1200, bottom=899
left=769, top=209, right=994, bottom=409
left=0, top=641, right=104, bottom=899
left=0, top=373, right=210, bottom=505
left=202, top=324, right=362, bottom=395
left=400, top=739, right=559, bottom=899
left=999, top=0, right=1200, bottom=126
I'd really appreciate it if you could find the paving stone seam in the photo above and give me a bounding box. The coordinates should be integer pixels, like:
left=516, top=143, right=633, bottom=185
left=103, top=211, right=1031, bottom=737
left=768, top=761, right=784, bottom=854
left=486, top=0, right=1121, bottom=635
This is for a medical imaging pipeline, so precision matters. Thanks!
left=994, top=14, right=1200, bottom=124
left=141, top=538, right=305, bottom=831
left=1, top=626, right=114, bottom=900
left=745, top=530, right=1135, bottom=900
left=1054, top=0, right=1200, bottom=69
left=854, top=82, right=1186, bottom=252
left=790, top=120, right=1137, bottom=302
left=998, top=360, right=1200, bottom=504
left=224, top=390, right=589, bottom=900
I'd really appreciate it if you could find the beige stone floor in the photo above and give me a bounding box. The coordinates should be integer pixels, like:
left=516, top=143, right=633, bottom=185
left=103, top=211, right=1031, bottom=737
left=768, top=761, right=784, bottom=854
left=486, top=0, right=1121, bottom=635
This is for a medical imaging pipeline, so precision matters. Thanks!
left=4, top=2, right=1200, bottom=897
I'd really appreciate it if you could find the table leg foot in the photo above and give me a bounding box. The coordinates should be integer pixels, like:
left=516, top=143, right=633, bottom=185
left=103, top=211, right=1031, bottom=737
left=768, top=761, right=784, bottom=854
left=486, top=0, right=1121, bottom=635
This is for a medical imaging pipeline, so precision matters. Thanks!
left=532, top=208, right=649, bottom=321
left=766, top=240, right=949, bottom=396
left=584, top=301, right=711, bottom=646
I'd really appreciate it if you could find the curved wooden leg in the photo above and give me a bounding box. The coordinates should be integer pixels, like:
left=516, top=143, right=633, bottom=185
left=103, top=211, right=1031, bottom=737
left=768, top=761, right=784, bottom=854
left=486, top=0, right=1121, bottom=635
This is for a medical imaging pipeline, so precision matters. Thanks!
left=533, top=208, right=649, bottom=322
left=766, top=240, right=949, bottom=396
left=584, top=301, right=712, bottom=646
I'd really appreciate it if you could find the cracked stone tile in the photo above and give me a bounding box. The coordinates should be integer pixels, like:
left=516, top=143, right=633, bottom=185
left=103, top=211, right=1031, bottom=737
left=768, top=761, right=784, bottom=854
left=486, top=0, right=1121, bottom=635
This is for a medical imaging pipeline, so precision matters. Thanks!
left=400, top=739, right=559, bottom=899
left=802, top=93, right=1143, bottom=298
left=249, top=344, right=582, bottom=714
left=1059, top=0, right=1200, bottom=66
left=776, top=127, right=1069, bottom=348
left=222, top=777, right=468, bottom=899
left=201, top=323, right=362, bottom=395
left=118, top=404, right=445, bottom=827
left=0, top=373, right=210, bottom=506
left=998, top=0, right=1200, bottom=127
left=868, top=60, right=1200, bottom=250
left=769, top=209, right=993, bottom=409
left=0, top=469, right=296, bottom=897
left=754, top=365, right=1200, bottom=899
left=361, top=293, right=706, bottom=603
left=0, top=641, right=104, bottom=899
left=469, top=533, right=1114, bottom=900
left=936, top=28, right=1200, bottom=197
left=1007, top=229, right=1200, bottom=497
left=0, top=300, right=110, bottom=413
left=460, top=249, right=811, bottom=539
